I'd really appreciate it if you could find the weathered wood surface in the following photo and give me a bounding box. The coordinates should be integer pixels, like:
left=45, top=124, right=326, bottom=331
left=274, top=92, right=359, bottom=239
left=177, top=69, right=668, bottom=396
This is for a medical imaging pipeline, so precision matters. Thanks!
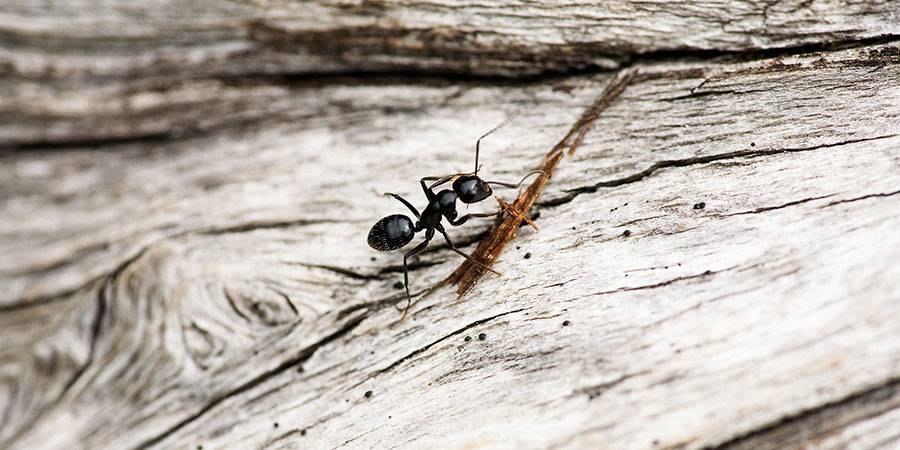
left=2, top=2, right=900, bottom=450
left=4, top=0, right=900, bottom=145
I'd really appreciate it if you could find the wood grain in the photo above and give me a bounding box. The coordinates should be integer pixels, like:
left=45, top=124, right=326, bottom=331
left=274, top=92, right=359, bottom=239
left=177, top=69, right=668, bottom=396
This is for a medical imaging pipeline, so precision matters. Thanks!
left=2, top=3, right=900, bottom=450
left=3, top=1, right=900, bottom=145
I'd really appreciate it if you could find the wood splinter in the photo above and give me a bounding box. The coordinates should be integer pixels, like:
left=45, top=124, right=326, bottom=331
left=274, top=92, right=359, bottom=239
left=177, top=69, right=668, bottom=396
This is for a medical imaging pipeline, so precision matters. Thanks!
left=445, top=69, right=637, bottom=297
left=496, top=197, right=539, bottom=231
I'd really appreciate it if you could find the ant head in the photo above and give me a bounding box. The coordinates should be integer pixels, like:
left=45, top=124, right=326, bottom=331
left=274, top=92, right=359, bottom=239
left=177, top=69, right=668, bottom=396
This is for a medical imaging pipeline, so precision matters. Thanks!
left=452, top=175, right=492, bottom=204
left=436, top=189, right=459, bottom=220
left=367, top=214, right=415, bottom=251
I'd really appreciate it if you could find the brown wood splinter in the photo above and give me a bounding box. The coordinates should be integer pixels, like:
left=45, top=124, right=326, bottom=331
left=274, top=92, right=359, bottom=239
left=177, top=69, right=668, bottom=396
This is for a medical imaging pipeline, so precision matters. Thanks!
left=496, top=197, right=539, bottom=231
left=446, top=69, right=637, bottom=297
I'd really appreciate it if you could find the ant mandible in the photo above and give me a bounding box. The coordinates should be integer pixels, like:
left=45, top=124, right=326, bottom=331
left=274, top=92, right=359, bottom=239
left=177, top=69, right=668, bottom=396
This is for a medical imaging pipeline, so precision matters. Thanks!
left=367, top=123, right=542, bottom=318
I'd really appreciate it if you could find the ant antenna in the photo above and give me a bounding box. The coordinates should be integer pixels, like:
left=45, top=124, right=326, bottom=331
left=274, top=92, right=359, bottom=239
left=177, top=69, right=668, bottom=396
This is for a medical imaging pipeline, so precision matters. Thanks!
left=485, top=169, right=545, bottom=189
left=474, top=119, right=510, bottom=176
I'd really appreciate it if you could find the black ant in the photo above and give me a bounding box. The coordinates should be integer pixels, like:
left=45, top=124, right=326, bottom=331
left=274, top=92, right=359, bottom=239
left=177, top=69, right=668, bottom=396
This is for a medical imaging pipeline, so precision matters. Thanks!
left=367, top=123, right=542, bottom=317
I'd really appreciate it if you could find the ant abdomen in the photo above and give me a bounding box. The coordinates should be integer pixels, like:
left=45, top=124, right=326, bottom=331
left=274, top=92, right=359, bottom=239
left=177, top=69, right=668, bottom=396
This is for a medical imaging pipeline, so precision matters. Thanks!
left=367, top=214, right=415, bottom=251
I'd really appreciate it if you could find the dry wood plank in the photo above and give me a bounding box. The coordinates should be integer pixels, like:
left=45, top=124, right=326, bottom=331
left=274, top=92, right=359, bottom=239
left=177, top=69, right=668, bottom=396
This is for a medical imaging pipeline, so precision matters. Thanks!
left=2, top=38, right=899, bottom=449
left=3, top=0, right=899, bottom=80
left=3, top=1, right=900, bottom=145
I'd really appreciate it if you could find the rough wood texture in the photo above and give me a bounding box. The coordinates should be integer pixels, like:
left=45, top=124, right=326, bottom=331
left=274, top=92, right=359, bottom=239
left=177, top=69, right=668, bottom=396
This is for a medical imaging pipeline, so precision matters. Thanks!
left=4, top=0, right=900, bottom=145
left=2, top=2, right=900, bottom=450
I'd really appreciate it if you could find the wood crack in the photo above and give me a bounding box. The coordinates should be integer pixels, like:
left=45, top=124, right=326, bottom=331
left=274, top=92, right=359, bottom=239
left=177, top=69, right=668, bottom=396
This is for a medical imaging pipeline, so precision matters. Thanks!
left=372, top=308, right=526, bottom=377
left=207, top=26, right=900, bottom=84
left=195, top=219, right=340, bottom=235
left=0, top=132, right=186, bottom=155
left=821, top=189, right=900, bottom=208
left=4, top=37, right=897, bottom=152
left=710, top=194, right=837, bottom=217
left=700, top=376, right=900, bottom=450
left=296, top=259, right=444, bottom=282
left=576, top=267, right=729, bottom=300
left=540, top=134, right=899, bottom=208
left=660, top=88, right=772, bottom=102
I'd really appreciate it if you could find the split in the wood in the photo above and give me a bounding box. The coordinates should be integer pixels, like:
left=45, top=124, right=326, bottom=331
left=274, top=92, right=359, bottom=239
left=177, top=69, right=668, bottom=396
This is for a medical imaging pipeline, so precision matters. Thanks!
left=543, top=133, right=900, bottom=208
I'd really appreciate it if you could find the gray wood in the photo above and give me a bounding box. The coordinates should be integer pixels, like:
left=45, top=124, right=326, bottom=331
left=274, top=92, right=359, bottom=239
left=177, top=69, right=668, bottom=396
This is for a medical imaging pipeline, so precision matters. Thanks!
left=3, top=0, right=900, bottom=145
left=1, top=2, right=899, bottom=450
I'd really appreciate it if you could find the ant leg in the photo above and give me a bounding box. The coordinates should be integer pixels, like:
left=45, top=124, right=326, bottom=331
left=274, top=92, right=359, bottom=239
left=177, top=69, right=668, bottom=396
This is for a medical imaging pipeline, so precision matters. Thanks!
left=423, top=171, right=482, bottom=192
left=436, top=225, right=501, bottom=276
left=422, top=174, right=457, bottom=192
left=400, top=239, right=430, bottom=318
left=448, top=211, right=500, bottom=227
left=419, top=175, right=453, bottom=200
left=384, top=192, right=420, bottom=219
left=419, top=177, right=437, bottom=201
left=485, top=169, right=545, bottom=189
